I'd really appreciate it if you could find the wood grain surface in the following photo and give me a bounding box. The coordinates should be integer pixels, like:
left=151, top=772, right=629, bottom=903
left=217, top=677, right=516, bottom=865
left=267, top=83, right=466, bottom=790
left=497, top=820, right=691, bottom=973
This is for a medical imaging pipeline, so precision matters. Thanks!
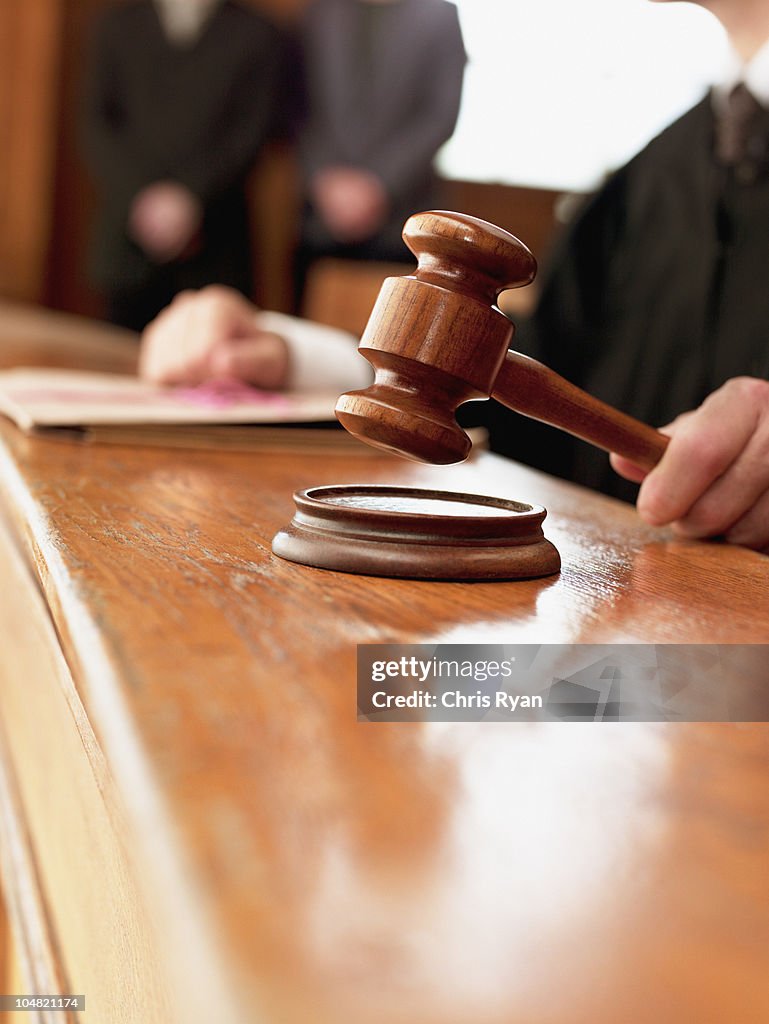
left=0, top=303, right=767, bottom=1023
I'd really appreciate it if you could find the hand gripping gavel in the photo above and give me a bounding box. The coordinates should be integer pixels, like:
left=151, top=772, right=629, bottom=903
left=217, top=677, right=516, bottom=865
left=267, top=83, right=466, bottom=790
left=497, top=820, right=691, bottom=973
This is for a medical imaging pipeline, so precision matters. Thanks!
left=335, top=210, right=669, bottom=468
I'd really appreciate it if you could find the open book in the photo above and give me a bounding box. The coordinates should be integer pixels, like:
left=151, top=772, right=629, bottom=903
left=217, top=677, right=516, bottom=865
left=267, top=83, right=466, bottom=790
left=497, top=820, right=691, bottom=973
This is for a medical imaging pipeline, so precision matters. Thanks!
left=0, top=367, right=358, bottom=453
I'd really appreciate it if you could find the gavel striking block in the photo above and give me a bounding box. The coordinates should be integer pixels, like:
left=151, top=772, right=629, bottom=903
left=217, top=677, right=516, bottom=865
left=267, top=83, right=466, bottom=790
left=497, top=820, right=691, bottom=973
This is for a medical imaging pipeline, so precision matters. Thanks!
left=273, top=210, right=670, bottom=581
left=335, top=210, right=669, bottom=469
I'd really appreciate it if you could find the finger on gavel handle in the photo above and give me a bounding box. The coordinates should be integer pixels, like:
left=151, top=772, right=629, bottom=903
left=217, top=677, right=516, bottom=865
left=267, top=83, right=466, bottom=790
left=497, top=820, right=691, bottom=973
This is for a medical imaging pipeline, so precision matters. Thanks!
left=496, top=351, right=669, bottom=471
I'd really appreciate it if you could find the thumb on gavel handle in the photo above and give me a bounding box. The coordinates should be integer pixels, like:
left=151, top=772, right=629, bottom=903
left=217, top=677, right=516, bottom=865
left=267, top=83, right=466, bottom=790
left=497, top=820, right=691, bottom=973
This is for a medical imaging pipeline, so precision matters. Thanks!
left=494, top=351, right=669, bottom=472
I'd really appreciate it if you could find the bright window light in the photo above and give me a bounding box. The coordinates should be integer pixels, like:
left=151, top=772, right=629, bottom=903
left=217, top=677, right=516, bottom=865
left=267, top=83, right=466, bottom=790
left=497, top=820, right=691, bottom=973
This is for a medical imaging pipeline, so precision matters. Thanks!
left=439, top=0, right=728, bottom=191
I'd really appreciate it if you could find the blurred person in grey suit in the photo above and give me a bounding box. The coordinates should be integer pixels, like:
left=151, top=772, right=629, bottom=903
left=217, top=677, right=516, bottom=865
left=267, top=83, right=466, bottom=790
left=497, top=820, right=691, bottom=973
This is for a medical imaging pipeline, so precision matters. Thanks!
left=295, top=0, right=466, bottom=301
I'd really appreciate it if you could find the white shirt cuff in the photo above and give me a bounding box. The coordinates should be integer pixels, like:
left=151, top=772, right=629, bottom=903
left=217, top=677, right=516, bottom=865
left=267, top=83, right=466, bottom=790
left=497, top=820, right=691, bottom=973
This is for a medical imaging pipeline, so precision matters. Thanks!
left=253, top=311, right=372, bottom=393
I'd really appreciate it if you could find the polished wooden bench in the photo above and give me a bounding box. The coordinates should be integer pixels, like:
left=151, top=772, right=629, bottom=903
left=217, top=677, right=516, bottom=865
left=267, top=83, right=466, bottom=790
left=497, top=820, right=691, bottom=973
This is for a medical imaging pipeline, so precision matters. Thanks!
left=0, top=303, right=767, bottom=1023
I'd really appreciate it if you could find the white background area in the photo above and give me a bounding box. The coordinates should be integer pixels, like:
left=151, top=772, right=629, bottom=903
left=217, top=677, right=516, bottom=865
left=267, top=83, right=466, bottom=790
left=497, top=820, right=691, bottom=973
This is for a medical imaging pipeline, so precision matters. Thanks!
left=439, top=0, right=729, bottom=191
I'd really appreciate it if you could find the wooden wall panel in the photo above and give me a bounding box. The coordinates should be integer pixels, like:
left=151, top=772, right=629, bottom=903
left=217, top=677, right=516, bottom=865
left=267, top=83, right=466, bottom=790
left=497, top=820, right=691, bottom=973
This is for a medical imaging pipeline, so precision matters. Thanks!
left=44, top=0, right=113, bottom=319
left=0, top=1, right=63, bottom=303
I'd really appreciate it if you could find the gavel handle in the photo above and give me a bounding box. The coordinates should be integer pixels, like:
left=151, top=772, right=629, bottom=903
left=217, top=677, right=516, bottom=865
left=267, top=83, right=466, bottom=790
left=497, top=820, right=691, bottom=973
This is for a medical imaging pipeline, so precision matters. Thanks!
left=493, top=351, right=669, bottom=471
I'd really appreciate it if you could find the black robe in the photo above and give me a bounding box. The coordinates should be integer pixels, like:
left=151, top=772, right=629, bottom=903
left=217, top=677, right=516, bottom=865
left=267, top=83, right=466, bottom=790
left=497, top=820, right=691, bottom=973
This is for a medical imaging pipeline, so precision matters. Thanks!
left=474, top=94, right=769, bottom=502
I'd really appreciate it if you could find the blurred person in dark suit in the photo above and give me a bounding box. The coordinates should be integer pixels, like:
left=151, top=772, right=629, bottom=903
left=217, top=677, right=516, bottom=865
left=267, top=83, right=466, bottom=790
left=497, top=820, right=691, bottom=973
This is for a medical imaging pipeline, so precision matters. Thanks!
left=81, top=0, right=290, bottom=331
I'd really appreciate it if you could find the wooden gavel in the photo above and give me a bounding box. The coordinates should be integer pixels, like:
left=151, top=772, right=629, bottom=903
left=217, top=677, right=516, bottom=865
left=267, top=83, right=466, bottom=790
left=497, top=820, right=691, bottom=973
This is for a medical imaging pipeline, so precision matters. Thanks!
left=335, top=210, right=669, bottom=468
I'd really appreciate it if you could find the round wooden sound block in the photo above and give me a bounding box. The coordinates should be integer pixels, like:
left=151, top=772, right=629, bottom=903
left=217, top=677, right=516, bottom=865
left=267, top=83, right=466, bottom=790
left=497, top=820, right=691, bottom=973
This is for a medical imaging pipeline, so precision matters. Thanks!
left=272, top=485, right=560, bottom=581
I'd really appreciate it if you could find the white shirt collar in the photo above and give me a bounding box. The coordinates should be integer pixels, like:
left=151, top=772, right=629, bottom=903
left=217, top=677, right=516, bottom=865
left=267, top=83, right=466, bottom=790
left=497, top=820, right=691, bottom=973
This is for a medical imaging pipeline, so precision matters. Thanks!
left=154, top=0, right=221, bottom=46
left=714, top=36, right=769, bottom=109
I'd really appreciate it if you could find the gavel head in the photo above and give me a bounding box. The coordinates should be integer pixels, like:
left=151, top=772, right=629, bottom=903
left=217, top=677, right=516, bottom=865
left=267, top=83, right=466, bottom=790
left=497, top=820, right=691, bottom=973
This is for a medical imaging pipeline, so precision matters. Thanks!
left=334, top=210, right=536, bottom=464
